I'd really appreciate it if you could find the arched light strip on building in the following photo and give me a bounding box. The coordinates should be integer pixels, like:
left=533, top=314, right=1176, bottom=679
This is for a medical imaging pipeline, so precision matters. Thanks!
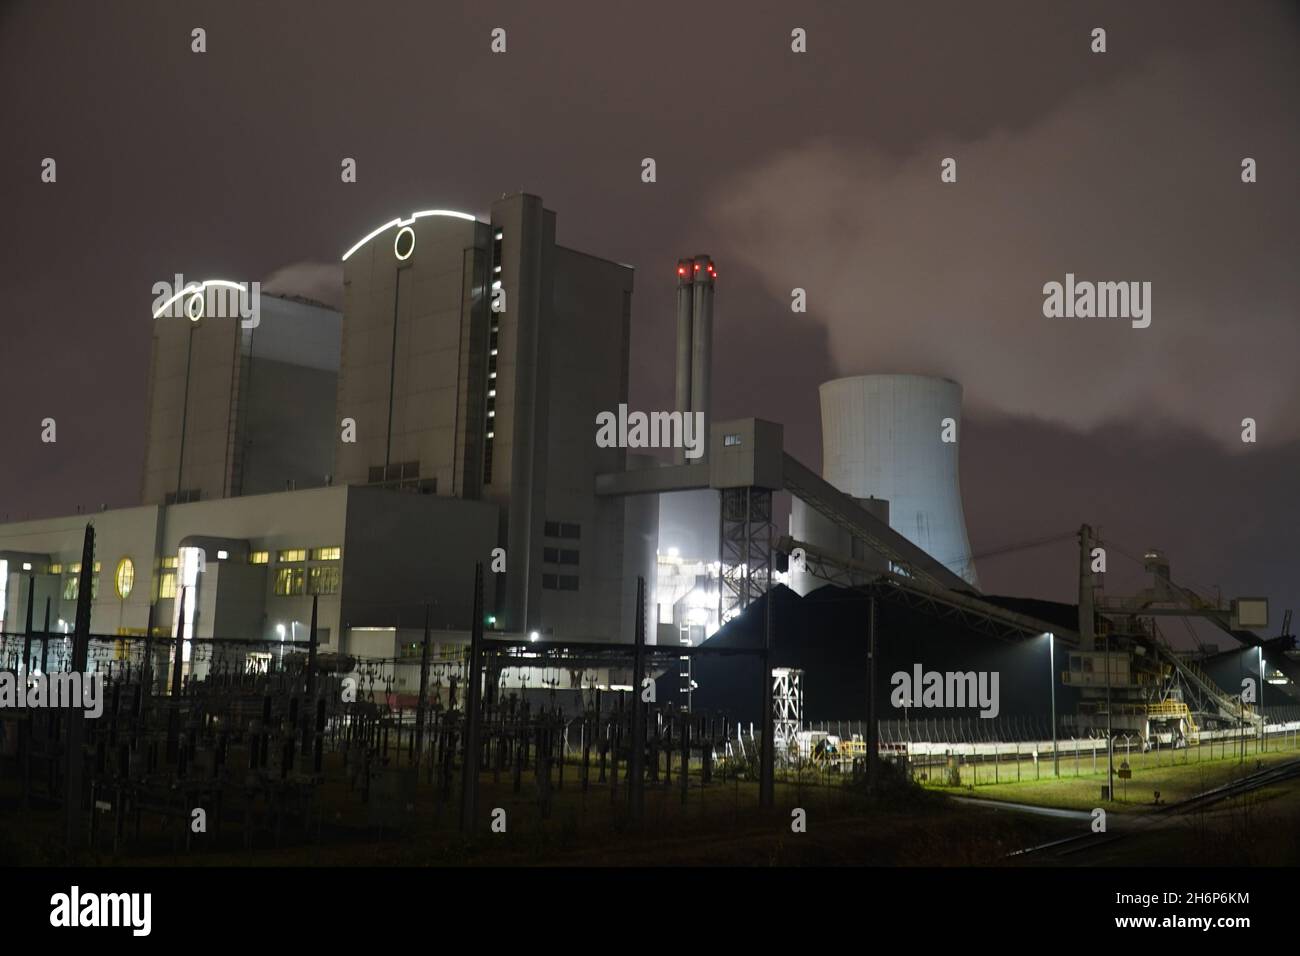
left=340, top=209, right=480, bottom=261
left=152, top=279, right=250, bottom=319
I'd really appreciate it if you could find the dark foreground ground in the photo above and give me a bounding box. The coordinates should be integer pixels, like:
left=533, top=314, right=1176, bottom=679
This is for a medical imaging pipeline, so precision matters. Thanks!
left=3, top=749, right=1296, bottom=866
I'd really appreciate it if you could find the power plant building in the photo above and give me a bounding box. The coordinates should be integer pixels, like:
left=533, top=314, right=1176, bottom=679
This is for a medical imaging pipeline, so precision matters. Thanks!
left=141, top=292, right=342, bottom=505
left=0, top=193, right=659, bottom=674
left=335, top=194, right=653, bottom=642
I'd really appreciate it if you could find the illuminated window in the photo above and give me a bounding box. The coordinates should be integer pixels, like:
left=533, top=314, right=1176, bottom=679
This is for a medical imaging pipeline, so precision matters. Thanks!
left=310, top=547, right=341, bottom=561
left=159, top=573, right=177, bottom=599
left=62, top=563, right=100, bottom=600
left=248, top=551, right=269, bottom=565
left=275, top=568, right=306, bottom=596
left=48, top=563, right=63, bottom=575
left=161, top=556, right=179, bottom=570
left=114, top=558, right=135, bottom=600
left=277, top=549, right=306, bottom=564
left=309, top=566, right=340, bottom=595
left=724, top=434, right=742, bottom=447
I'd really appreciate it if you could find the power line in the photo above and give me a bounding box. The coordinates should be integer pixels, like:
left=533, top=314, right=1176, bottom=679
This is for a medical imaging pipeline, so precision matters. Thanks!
left=936, top=528, right=1077, bottom=571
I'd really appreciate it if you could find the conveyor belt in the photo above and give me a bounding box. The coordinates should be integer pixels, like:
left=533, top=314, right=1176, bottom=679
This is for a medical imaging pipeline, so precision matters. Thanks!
left=780, top=453, right=973, bottom=594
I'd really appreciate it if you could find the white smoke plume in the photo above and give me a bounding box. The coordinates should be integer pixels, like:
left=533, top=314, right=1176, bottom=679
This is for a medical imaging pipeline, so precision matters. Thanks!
left=707, top=46, right=1298, bottom=448
left=261, top=261, right=344, bottom=311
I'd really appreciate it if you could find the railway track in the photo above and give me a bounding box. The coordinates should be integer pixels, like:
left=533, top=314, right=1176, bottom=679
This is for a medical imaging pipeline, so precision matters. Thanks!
left=1006, top=757, right=1300, bottom=861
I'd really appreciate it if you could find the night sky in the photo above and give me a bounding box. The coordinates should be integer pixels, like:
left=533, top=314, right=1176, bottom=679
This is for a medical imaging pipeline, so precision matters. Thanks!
left=2, top=1, right=1296, bottom=641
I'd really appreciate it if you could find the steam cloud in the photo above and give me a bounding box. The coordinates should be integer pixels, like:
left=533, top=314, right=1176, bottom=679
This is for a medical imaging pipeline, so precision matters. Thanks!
left=261, top=261, right=344, bottom=311
left=707, top=46, right=1298, bottom=448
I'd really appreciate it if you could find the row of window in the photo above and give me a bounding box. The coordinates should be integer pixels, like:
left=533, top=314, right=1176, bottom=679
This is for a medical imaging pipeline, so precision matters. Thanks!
left=61, top=562, right=102, bottom=601
left=58, top=548, right=343, bottom=601
left=369, top=461, right=420, bottom=484
left=542, top=574, right=579, bottom=591
left=274, top=566, right=340, bottom=596
left=483, top=227, right=503, bottom=484
left=399, top=641, right=468, bottom=661
left=542, top=517, right=580, bottom=590
left=366, top=461, right=436, bottom=494
left=269, top=545, right=341, bottom=596
left=255, top=546, right=341, bottom=564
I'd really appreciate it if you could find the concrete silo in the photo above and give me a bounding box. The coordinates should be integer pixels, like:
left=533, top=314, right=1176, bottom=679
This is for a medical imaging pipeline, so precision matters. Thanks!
left=818, top=375, right=979, bottom=588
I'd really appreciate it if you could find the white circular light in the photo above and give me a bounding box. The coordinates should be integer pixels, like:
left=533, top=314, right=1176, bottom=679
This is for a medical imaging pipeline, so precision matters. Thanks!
left=186, top=291, right=204, bottom=321
left=394, top=225, right=416, bottom=261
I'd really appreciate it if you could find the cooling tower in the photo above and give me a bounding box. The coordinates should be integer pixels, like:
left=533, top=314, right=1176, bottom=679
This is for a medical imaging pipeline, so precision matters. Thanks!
left=819, top=375, right=979, bottom=588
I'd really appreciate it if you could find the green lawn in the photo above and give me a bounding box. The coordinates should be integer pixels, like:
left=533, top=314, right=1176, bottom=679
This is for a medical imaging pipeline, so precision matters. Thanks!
left=926, top=737, right=1300, bottom=812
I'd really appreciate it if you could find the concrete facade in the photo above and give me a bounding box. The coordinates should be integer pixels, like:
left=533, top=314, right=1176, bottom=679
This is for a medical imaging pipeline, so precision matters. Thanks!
left=4, top=193, right=656, bottom=661
left=336, top=195, right=654, bottom=642
left=141, top=294, right=341, bottom=505
left=0, top=486, right=498, bottom=664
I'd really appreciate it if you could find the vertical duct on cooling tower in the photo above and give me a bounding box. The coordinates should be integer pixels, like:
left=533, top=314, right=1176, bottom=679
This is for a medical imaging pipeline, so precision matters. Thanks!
left=819, top=374, right=979, bottom=588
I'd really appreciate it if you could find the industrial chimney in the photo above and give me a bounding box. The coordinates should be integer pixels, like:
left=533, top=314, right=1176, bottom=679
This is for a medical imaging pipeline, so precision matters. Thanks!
left=674, top=255, right=715, bottom=463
